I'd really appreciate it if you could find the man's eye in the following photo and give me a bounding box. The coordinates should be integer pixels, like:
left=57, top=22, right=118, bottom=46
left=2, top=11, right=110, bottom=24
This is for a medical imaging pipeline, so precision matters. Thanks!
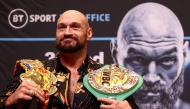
left=159, top=57, right=175, bottom=66
left=127, top=56, right=146, bottom=65
left=73, top=25, right=79, bottom=29
left=58, top=26, right=65, bottom=29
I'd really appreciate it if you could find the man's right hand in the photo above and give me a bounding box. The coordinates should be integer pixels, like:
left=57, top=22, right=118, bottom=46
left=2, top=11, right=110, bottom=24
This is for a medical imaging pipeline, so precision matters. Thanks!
left=5, top=80, right=45, bottom=109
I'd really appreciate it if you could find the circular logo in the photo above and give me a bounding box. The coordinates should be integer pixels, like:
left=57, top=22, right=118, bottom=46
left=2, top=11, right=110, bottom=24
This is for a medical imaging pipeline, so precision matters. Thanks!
left=8, top=8, right=28, bottom=29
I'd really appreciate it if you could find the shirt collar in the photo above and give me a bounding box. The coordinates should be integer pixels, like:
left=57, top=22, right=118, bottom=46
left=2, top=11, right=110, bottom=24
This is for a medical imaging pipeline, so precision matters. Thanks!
left=56, top=54, right=89, bottom=76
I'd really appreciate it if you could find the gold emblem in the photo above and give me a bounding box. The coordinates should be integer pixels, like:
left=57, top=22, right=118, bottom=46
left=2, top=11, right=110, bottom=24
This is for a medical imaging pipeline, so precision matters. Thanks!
left=19, top=59, right=58, bottom=95
left=75, top=82, right=84, bottom=93
left=56, top=72, right=67, bottom=82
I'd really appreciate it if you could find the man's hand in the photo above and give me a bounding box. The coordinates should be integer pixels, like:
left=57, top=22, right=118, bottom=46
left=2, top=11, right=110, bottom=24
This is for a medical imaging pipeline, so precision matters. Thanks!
left=98, top=98, right=132, bottom=109
left=5, top=80, right=45, bottom=109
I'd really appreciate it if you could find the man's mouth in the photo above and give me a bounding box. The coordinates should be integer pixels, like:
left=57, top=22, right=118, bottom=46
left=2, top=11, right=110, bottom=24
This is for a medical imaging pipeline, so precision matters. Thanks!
left=61, top=38, right=75, bottom=43
left=147, top=92, right=160, bottom=96
left=64, top=38, right=74, bottom=41
left=140, top=91, right=161, bottom=97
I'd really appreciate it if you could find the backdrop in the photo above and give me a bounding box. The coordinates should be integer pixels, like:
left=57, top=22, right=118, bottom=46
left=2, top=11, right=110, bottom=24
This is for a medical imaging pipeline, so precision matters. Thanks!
left=0, top=0, right=190, bottom=108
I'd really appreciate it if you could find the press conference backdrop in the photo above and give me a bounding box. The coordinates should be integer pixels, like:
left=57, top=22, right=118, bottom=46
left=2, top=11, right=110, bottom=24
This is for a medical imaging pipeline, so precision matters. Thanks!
left=0, top=0, right=190, bottom=107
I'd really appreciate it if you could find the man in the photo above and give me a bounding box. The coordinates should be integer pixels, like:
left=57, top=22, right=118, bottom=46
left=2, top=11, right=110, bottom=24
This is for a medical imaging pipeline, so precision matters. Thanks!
left=0, top=10, right=138, bottom=109
left=110, top=2, right=190, bottom=109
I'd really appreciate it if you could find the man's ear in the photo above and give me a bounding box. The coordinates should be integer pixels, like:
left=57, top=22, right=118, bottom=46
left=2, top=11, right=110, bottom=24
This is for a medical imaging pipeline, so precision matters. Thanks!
left=110, top=39, right=118, bottom=63
left=86, top=27, right=92, bottom=40
left=183, top=41, right=189, bottom=61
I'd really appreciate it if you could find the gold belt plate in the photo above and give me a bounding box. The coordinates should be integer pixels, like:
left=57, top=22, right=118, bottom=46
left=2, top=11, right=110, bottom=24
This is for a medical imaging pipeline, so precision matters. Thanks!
left=18, top=59, right=57, bottom=95
left=88, top=64, right=139, bottom=94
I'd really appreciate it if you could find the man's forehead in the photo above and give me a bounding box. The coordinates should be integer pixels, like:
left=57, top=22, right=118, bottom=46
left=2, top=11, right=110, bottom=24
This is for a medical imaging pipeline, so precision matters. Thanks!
left=118, top=18, right=181, bottom=46
left=120, top=34, right=182, bottom=49
left=57, top=17, right=82, bottom=25
left=57, top=10, right=87, bottom=26
left=123, top=15, right=181, bottom=39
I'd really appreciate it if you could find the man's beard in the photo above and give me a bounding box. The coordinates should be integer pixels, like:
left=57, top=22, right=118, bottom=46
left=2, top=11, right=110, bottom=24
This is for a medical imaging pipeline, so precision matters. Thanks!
left=134, top=67, right=184, bottom=109
left=56, top=35, right=86, bottom=53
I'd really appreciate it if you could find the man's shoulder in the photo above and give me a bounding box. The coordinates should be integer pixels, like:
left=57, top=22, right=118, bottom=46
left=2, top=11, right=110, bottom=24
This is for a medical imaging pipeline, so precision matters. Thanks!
left=41, top=57, right=58, bottom=71
left=173, top=99, right=190, bottom=109
left=41, top=57, right=57, bottom=65
left=88, top=57, right=104, bottom=70
left=179, top=99, right=190, bottom=109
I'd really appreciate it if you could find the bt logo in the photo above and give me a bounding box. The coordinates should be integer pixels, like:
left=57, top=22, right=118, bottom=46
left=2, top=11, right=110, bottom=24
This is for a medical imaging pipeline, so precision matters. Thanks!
left=8, top=8, right=28, bottom=29
left=8, top=8, right=57, bottom=29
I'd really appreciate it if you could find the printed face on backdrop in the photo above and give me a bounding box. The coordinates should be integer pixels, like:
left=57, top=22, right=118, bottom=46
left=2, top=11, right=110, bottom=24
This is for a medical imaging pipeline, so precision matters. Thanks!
left=110, top=2, right=188, bottom=109
left=56, top=10, right=92, bottom=53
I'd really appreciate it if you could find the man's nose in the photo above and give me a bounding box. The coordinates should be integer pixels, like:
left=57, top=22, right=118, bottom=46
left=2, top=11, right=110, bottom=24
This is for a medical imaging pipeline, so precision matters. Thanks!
left=64, top=27, right=72, bottom=35
left=143, top=61, right=160, bottom=85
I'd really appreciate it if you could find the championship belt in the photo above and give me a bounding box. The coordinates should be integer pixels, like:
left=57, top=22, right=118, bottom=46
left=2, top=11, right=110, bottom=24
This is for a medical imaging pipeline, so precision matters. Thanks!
left=16, top=59, right=58, bottom=95
left=83, top=64, right=143, bottom=101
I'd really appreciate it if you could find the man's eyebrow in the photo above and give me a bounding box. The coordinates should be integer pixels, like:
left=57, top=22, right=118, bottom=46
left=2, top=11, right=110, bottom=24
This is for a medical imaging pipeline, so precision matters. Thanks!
left=160, top=47, right=177, bottom=55
left=57, top=23, right=64, bottom=26
left=127, top=48, right=145, bottom=55
left=71, top=21, right=80, bottom=24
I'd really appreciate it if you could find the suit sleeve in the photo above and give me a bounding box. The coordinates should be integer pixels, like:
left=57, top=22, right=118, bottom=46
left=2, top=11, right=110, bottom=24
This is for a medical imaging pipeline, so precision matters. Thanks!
left=126, top=95, right=139, bottom=109
left=0, top=67, right=24, bottom=109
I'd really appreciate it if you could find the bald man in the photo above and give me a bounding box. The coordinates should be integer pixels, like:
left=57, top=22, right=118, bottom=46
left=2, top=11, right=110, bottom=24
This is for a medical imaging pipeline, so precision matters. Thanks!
left=111, top=2, right=190, bottom=109
left=0, top=10, right=138, bottom=109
